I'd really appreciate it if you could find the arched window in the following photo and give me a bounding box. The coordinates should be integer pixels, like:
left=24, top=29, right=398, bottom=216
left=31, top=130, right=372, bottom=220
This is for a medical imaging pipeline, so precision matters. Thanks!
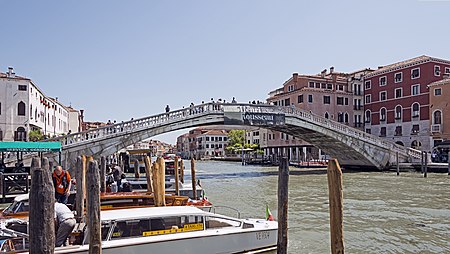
left=0, top=127, right=3, bottom=141
left=395, top=105, right=402, bottom=120
left=324, top=112, right=329, bottom=119
left=18, top=101, right=26, bottom=116
left=411, top=140, right=421, bottom=149
left=344, top=113, right=349, bottom=123
left=380, top=108, right=386, bottom=121
left=433, top=110, right=442, bottom=124
left=395, top=141, right=404, bottom=146
left=412, top=103, right=420, bottom=118
left=30, top=104, right=33, bottom=118
left=337, top=113, right=343, bottom=123
left=14, top=127, right=26, bottom=141
left=365, top=110, right=371, bottom=123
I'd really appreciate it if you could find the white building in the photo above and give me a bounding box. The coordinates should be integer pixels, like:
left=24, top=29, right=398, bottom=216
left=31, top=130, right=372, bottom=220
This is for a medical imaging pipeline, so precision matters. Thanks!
left=0, top=67, right=81, bottom=141
left=197, top=130, right=228, bottom=158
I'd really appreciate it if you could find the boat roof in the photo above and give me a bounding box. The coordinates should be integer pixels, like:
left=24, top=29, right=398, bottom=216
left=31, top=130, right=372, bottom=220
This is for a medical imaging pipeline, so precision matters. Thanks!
left=101, top=206, right=205, bottom=221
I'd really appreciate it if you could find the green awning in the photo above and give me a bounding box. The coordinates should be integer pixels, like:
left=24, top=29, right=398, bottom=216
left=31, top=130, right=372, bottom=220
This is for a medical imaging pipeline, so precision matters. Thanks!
left=0, top=142, right=62, bottom=152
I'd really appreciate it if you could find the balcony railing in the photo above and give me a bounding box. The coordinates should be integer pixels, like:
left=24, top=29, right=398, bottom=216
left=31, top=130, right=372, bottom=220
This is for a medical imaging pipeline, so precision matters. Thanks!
left=431, top=124, right=441, bottom=133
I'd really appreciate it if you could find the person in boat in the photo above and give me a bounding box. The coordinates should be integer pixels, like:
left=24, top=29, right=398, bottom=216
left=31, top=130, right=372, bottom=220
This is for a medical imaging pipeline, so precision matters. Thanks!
left=52, top=166, right=72, bottom=204
left=54, top=202, right=76, bottom=247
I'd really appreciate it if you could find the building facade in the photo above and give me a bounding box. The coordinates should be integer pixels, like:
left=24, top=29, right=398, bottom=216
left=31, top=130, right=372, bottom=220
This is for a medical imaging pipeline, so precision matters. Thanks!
left=265, top=67, right=360, bottom=161
left=0, top=67, right=81, bottom=141
left=428, top=77, right=450, bottom=145
left=363, top=56, right=450, bottom=151
left=176, top=128, right=229, bottom=159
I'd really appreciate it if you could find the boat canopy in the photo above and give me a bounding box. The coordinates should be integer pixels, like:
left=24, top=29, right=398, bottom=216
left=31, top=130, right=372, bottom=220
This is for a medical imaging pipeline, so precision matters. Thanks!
left=0, top=142, right=62, bottom=153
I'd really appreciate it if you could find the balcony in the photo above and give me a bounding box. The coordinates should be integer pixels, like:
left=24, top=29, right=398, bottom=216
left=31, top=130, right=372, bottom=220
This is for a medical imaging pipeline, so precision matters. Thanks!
left=431, top=124, right=441, bottom=133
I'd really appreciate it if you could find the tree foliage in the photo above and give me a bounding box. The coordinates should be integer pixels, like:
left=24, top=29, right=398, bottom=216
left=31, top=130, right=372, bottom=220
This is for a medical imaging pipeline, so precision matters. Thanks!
left=29, top=129, right=44, bottom=141
left=227, top=130, right=245, bottom=146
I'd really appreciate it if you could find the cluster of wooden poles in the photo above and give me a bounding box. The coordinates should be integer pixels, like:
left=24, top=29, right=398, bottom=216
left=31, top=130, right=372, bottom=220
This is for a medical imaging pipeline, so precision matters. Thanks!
left=29, top=155, right=200, bottom=254
left=277, top=157, right=344, bottom=254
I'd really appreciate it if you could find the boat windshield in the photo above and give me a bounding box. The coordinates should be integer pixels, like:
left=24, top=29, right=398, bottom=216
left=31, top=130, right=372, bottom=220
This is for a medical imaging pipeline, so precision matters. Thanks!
left=3, top=200, right=28, bottom=215
left=105, top=215, right=204, bottom=240
left=205, top=216, right=242, bottom=229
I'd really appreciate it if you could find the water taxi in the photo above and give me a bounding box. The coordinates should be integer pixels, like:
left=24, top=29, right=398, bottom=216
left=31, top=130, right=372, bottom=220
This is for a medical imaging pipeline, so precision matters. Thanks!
left=2, top=206, right=277, bottom=253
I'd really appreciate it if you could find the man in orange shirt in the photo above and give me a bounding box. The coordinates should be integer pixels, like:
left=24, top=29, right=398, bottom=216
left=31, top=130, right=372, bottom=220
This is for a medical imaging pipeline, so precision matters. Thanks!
left=52, top=166, right=72, bottom=204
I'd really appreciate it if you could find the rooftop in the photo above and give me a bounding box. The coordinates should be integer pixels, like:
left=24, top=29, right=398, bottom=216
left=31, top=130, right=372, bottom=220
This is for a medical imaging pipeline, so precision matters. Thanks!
left=428, top=77, right=450, bottom=87
left=365, top=55, right=450, bottom=78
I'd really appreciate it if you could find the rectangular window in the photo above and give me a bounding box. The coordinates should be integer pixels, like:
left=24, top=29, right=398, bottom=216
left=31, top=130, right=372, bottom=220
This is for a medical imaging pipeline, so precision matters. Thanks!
left=327, top=84, right=333, bottom=90
left=395, top=126, right=402, bottom=136
left=315, top=83, right=320, bottom=89
left=394, top=72, right=402, bottom=83
left=379, top=76, right=387, bottom=86
left=434, top=88, right=442, bottom=96
left=206, top=137, right=210, bottom=141
left=435, top=65, right=441, bottom=76
left=288, top=85, right=294, bottom=92
left=224, top=137, right=227, bottom=141
left=18, top=85, right=27, bottom=91
left=365, top=129, right=371, bottom=134
left=218, top=137, right=222, bottom=141
left=412, top=124, right=419, bottom=134
left=412, top=84, right=420, bottom=95
left=336, top=97, right=344, bottom=105
left=323, top=96, right=331, bottom=104
left=308, top=95, right=313, bottom=103
left=206, top=144, right=209, bottom=148
left=364, top=80, right=371, bottom=90
left=411, top=68, right=420, bottom=79
left=337, top=85, right=344, bottom=91
left=380, top=91, right=387, bottom=101
left=321, top=83, right=326, bottom=89
left=298, top=95, right=303, bottom=103
left=344, top=97, right=349, bottom=105
left=395, top=88, right=402, bottom=98
left=380, top=127, right=386, bottom=137
left=445, top=67, right=450, bottom=74
left=309, top=82, right=315, bottom=88
left=365, top=94, right=371, bottom=104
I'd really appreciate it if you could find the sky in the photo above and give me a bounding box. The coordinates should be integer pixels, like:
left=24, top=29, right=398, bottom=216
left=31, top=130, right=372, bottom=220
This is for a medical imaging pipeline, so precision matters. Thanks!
left=1, top=0, right=449, bottom=144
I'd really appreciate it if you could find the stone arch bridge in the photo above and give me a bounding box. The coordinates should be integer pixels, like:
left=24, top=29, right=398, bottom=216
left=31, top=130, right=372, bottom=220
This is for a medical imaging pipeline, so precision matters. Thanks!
left=42, top=103, right=420, bottom=170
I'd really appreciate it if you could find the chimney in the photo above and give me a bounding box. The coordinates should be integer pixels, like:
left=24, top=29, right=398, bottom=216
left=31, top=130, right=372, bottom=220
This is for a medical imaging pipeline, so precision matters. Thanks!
left=292, top=73, right=299, bottom=83
left=321, top=69, right=327, bottom=78
left=7, top=67, right=15, bottom=78
left=330, top=66, right=334, bottom=74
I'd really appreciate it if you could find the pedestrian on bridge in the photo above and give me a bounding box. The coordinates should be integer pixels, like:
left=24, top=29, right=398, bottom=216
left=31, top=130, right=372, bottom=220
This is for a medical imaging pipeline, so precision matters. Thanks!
left=165, top=105, right=170, bottom=113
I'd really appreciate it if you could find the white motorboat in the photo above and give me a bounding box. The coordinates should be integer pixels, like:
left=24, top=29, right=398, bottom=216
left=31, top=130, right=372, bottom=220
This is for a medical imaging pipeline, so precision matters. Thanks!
left=3, top=206, right=277, bottom=253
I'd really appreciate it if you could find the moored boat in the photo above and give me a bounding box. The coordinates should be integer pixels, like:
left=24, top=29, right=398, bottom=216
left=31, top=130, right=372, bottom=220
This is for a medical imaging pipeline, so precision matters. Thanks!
left=2, top=206, right=277, bottom=253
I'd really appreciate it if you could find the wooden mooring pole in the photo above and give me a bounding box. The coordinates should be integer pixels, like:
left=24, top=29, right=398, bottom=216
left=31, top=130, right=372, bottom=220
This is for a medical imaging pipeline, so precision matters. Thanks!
left=174, top=156, right=180, bottom=196
left=29, top=157, right=55, bottom=253
left=133, top=159, right=140, bottom=179
left=87, top=160, right=101, bottom=254
left=75, top=156, right=85, bottom=220
left=327, top=159, right=345, bottom=254
left=100, top=156, right=106, bottom=193
left=277, top=157, right=289, bottom=254
left=421, top=151, right=425, bottom=173
left=396, top=152, right=399, bottom=176
left=191, top=158, right=197, bottom=200
left=180, top=160, right=185, bottom=183
left=144, top=155, right=153, bottom=193
left=158, top=157, right=166, bottom=206
left=424, top=152, right=428, bottom=178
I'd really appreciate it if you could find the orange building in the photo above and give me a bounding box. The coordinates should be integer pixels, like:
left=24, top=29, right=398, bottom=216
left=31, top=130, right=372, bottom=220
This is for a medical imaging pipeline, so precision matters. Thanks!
left=428, top=77, right=450, bottom=145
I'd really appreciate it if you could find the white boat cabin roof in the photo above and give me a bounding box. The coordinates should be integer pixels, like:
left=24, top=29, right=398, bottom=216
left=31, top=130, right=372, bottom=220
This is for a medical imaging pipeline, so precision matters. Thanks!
left=101, top=206, right=206, bottom=221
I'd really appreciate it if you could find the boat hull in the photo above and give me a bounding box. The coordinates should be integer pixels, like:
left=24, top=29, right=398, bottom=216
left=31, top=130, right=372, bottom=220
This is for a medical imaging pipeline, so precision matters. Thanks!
left=55, top=228, right=277, bottom=254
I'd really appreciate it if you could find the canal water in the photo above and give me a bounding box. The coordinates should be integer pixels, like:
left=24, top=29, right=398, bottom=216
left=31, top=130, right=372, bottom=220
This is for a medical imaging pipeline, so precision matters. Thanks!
left=191, top=160, right=450, bottom=253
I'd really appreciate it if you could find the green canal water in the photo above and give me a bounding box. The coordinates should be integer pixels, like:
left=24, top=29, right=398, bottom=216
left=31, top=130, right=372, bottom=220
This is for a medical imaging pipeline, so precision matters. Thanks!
left=192, top=160, right=450, bottom=253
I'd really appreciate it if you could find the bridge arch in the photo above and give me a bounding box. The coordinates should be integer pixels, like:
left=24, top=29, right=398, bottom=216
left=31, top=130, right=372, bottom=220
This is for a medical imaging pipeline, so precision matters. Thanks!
left=42, top=103, right=420, bottom=170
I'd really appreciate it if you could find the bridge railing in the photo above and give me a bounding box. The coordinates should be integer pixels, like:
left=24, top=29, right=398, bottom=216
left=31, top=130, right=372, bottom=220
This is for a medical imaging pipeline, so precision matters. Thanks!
left=237, top=104, right=410, bottom=157
left=46, top=102, right=224, bottom=147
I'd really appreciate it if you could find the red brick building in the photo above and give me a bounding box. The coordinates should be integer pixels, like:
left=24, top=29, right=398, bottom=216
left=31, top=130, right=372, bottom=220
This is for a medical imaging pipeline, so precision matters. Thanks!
left=363, top=55, right=450, bottom=151
left=428, top=78, right=450, bottom=145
